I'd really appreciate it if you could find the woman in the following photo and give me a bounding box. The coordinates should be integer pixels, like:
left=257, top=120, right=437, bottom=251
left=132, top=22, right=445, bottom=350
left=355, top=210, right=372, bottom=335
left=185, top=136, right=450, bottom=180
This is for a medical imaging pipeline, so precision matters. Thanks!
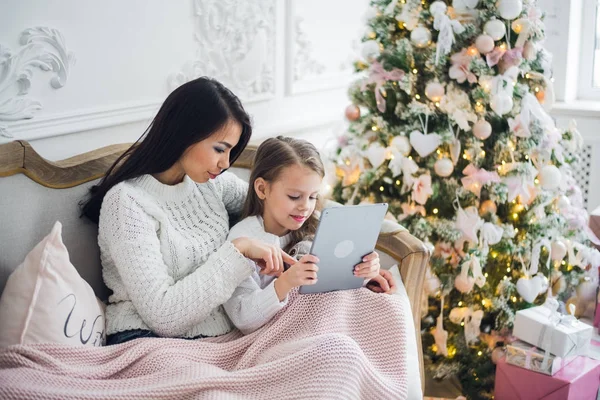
left=82, top=77, right=296, bottom=344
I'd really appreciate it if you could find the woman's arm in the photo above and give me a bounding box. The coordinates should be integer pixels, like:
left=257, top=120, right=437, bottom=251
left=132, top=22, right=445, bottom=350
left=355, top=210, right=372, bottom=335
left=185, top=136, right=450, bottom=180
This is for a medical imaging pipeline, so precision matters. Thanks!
left=100, top=187, right=254, bottom=337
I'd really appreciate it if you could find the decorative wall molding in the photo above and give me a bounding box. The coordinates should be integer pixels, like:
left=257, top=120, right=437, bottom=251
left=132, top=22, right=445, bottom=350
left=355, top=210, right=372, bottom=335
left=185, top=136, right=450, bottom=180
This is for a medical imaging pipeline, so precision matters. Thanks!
left=292, top=17, right=326, bottom=82
left=0, top=27, right=75, bottom=138
left=2, top=100, right=160, bottom=143
left=169, top=0, right=276, bottom=102
left=285, top=0, right=363, bottom=95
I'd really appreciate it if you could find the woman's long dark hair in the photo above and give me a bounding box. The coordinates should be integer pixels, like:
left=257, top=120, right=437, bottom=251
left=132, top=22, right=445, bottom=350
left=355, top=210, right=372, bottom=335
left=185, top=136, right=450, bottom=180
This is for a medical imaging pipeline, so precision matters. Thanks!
left=81, top=77, right=252, bottom=223
left=242, top=136, right=325, bottom=251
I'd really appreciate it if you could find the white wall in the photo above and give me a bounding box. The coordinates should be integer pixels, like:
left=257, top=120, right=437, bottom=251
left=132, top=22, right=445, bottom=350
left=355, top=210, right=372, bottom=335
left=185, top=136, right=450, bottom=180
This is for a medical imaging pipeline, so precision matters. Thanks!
left=0, top=0, right=368, bottom=160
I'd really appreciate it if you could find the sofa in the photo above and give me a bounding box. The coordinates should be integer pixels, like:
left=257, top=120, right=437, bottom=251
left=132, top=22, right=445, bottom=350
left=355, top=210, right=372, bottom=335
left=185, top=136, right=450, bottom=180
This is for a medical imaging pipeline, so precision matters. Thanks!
left=0, top=139, right=429, bottom=396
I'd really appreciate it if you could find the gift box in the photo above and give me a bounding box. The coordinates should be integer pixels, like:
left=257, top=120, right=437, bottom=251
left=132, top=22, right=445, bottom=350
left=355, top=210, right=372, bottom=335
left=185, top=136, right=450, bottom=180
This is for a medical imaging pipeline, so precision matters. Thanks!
left=513, top=305, right=593, bottom=357
left=495, top=356, right=600, bottom=399
left=506, top=340, right=576, bottom=375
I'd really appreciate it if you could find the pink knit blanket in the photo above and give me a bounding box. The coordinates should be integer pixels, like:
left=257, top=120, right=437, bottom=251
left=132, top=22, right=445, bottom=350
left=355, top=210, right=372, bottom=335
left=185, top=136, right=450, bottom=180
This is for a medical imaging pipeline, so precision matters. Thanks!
left=0, top=289, right=409, bottom=399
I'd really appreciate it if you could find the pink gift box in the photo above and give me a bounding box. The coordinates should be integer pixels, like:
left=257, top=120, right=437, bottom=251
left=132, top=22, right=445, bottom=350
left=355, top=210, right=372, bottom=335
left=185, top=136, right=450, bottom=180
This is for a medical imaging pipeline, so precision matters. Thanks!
left=495, top=356, right=600, bottom=399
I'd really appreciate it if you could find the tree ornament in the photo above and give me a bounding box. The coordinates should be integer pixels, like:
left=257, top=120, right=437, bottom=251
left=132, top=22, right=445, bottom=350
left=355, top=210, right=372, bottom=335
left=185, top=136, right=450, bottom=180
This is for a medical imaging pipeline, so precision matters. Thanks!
left=361, top=40, right=381, bottom=61
left=490, top=92, right=513, bottom=115
left=366, top=142, right=388, bottom=169
left=551, top=240, right=567, bottom=261
left=538, top=165, right=561, bottom=190
left=523, top=41, right=537, bottom=60
left=535, top=89, right=546, bottom=104
left=431, top=296, right=449, bottom=356
left=409, top=130, right=441, bottom=157
left=434, top=158, right=454, bottom=177
left=551, top=270, right=567, bottom=295
left=425, top=81, right=445, bottom=102
left=556, top=195, right=571, bottom=210
left=497, top=0, right=523, bottom=20
left=484, top=19, right=506, bottom=41
left=475, top=35, right=495, bottom=54
left=344, top=104, right=360, bottom=121
left=479, top=199, right=497, bottom=215
left=425, top=266, right=442, bottom=294
left=473, top=119, right=492, bottom=140
left=410, top=25, right=432, bottom=48
left=533, top=274, right=549, bottom=294
left=391, top=135, right=412, bottom=156
left=430, top=1, right=448, bottom=16
left=516, top=275, right=542, bottom=303
left=452, top=0, right=480, bottom=12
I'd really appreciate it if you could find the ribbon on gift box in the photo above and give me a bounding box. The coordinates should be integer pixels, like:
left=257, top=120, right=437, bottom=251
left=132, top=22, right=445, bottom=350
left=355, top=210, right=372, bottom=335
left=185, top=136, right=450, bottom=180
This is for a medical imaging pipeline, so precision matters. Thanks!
left=536, top=301, right=581, bottom=369
left=524, top=346, right=535, bottom=369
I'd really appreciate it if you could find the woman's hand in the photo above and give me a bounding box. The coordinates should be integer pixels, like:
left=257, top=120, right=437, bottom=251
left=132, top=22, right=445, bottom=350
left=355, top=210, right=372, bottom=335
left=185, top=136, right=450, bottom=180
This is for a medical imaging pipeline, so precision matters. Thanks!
left=231, top=237, right=296, bottom=276
left=366, top=269, right=397, bottom=294
left=354, top=251, right=380, bottom=279
left=274, top=254, right=319, bottom=301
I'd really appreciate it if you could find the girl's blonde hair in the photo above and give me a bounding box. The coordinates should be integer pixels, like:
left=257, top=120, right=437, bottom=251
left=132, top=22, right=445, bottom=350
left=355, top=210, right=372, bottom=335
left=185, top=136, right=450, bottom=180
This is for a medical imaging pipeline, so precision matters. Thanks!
left=242, top=136, right=325, bottom=250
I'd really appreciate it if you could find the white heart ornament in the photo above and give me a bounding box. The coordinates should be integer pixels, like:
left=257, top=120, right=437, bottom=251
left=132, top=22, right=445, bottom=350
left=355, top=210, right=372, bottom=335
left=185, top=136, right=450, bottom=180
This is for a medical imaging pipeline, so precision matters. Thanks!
left=366, top=142, right=387, bottom=169
left=516, top=276, right=542, bottom=303
left=551, top=240, right=567, bottom=261
left=410, top=130, right=441, bottom=158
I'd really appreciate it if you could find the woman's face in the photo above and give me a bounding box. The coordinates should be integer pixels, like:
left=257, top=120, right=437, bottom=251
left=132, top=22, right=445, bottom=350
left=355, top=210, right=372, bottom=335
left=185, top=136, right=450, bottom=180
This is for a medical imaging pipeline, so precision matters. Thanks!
left=256, top=164, right=323, bottom=236
left=181, top=120, right=243, bottom=183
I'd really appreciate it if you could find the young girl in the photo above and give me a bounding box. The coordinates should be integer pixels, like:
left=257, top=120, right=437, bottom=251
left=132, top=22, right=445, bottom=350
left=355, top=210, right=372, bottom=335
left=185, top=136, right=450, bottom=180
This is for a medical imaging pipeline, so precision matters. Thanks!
left=224, top=136, right=397, bottom=334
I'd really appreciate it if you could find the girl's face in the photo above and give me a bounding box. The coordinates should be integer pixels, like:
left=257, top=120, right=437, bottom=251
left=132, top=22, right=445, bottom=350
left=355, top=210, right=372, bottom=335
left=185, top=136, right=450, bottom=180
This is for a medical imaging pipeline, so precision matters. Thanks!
left=180, top=120, right=242, bottom=184
left=256, top=164, right=322, bottom=237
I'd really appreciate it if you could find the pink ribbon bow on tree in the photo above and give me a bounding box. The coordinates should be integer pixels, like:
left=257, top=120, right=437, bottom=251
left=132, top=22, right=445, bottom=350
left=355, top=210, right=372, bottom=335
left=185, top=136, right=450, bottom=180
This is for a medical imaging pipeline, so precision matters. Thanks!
left=461, top=164, right=501, bottom=197
left=361, top=61, right=406, bottom=113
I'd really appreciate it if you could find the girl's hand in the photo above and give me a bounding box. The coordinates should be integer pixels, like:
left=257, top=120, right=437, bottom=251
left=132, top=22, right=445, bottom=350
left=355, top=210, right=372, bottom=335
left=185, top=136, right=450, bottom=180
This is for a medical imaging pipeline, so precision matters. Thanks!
left=366, top=269, right=397, bottom=294
left=274, top=254, right=319, bottom=300
left=354, top=251, right=380, bottom=279
left=231, top=237, right=296, bottom=276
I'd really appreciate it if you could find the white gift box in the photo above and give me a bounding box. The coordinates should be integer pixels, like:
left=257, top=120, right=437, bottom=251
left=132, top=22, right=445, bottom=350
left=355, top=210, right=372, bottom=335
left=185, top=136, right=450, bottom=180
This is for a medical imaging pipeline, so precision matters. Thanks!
left=513, top=305, right=593, bottom=358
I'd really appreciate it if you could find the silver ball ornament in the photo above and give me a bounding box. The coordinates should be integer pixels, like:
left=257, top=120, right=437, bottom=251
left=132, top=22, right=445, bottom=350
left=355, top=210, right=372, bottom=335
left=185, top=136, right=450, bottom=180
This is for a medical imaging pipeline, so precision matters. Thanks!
left=411, top=25, right=432, bottom=48
left=484, top=19, right=507, bottom=41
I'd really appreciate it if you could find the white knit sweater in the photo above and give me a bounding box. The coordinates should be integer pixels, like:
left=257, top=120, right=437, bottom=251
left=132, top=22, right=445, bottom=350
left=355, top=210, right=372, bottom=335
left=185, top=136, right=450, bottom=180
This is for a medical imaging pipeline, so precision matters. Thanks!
left=98, top=172, right=254, bottom=338
left=224, top=216, right=293, bottom=334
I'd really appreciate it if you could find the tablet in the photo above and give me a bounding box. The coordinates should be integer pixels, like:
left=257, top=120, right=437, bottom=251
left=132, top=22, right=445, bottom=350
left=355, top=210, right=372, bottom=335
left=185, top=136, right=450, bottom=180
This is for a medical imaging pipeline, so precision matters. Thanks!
left=299, top=203, right=388, bottom=294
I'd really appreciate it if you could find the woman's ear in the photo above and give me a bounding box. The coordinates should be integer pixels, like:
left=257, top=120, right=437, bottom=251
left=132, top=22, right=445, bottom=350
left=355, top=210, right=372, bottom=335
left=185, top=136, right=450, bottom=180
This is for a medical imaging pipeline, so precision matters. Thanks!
left=254, top=177, right=268, bottom=200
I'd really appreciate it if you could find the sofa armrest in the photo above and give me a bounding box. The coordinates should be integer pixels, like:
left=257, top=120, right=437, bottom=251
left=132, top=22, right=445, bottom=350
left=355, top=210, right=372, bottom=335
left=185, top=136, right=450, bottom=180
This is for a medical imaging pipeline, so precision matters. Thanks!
left=376, top=227, right=428, bottom=388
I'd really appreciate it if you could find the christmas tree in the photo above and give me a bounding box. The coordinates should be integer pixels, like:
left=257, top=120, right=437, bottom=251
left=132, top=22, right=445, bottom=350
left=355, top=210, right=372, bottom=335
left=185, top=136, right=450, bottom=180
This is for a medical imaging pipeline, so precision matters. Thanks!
left=328, top=0, right=600, bottom=398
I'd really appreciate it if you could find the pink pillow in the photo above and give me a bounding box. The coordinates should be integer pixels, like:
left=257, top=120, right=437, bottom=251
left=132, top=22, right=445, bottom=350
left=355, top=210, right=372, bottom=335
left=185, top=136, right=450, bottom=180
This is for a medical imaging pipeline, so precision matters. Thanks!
left=0, top=221, right=106, bottom=347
